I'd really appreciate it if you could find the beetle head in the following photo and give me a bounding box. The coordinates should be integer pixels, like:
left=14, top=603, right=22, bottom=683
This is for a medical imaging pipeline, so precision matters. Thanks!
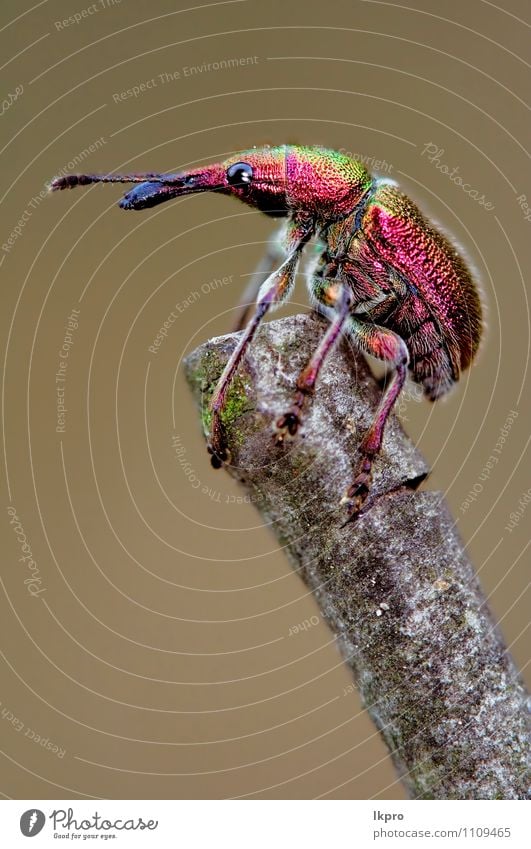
left=50, top=145, right=373, bottom=221
left=118, top=146, right=372, bottom=220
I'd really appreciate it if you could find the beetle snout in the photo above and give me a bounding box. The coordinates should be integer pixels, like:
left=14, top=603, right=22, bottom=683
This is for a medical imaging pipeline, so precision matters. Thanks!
left=119, top=169, right=223, bottom=210
left=119, top=176, right=198, bottom=210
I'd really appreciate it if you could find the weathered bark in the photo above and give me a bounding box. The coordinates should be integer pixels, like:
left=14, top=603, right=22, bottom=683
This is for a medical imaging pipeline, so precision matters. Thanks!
left=184, top=311, right=530, bottom=800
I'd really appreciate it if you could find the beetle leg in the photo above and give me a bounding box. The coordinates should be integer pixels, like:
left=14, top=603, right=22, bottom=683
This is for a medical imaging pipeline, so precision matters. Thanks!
left=275, top=283, right=353, bottom=440
left=208, top=218, right=313, bottom=467
left=342, top=318, right=409, bottom=522
left=232, top=223, right=289, bottom=332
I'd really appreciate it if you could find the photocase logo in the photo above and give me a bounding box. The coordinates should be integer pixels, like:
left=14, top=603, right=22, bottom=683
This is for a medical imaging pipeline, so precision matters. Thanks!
left=20, top=809, right=46, bottom=837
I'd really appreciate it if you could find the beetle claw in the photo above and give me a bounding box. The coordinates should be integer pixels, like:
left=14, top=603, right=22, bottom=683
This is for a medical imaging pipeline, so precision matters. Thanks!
left=341, top=458, right=373, bottom=525
left=207, top=423, right=232, bottom=468
left=207, top=445, right=232, bottom=468
left=276, top=410, right=301, bottom=436
left=341, top=492, right=369, bottom=526
left=274, top=409, right=303, bottom=447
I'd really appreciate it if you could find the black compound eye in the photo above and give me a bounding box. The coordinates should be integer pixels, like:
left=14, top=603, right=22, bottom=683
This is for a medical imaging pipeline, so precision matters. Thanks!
left=226, top=162, right=253, bottom=188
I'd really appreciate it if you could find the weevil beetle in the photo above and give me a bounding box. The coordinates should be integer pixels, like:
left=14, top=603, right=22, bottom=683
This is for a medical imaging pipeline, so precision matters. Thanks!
left=50, top=145, right=482, bottom=521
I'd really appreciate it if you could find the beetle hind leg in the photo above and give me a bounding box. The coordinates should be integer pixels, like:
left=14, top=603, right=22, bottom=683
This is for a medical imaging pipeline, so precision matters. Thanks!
left=342, top=318, right=409, bottom=523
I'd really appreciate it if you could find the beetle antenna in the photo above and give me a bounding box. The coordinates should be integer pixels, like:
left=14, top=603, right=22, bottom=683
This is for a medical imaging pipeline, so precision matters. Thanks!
left=48, top=172, right=177, bottom=191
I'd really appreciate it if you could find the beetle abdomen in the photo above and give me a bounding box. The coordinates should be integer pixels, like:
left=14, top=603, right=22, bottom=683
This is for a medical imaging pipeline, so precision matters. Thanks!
left=362, top=183, right=482, bottom=380
left=385, top=291, right=457, bottom=399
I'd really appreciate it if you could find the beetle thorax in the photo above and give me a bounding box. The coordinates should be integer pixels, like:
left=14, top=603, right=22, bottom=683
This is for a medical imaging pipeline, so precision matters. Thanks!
left=285, top=146, right=372, bottom=219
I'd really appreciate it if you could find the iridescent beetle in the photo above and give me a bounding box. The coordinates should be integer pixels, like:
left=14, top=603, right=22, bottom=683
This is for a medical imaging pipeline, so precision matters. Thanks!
left=50, top=145, right=482, bottom=521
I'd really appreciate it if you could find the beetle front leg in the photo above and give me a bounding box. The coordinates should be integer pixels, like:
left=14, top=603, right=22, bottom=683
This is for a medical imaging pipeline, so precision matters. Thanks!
left=342, top=318, right=409, bottom=522
left=232, top=223, right=289, bottom=332
left=208, top=219, right=313, bottom=467
left=275, top=283, right=353, bottom=440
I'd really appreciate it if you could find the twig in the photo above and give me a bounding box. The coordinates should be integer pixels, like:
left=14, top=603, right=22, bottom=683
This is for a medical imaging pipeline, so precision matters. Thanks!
left=184, top=311, right=530, bottom=799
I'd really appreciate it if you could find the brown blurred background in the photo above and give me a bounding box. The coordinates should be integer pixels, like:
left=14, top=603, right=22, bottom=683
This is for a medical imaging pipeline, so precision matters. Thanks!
left=1, top=0, right=529, bottom=800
